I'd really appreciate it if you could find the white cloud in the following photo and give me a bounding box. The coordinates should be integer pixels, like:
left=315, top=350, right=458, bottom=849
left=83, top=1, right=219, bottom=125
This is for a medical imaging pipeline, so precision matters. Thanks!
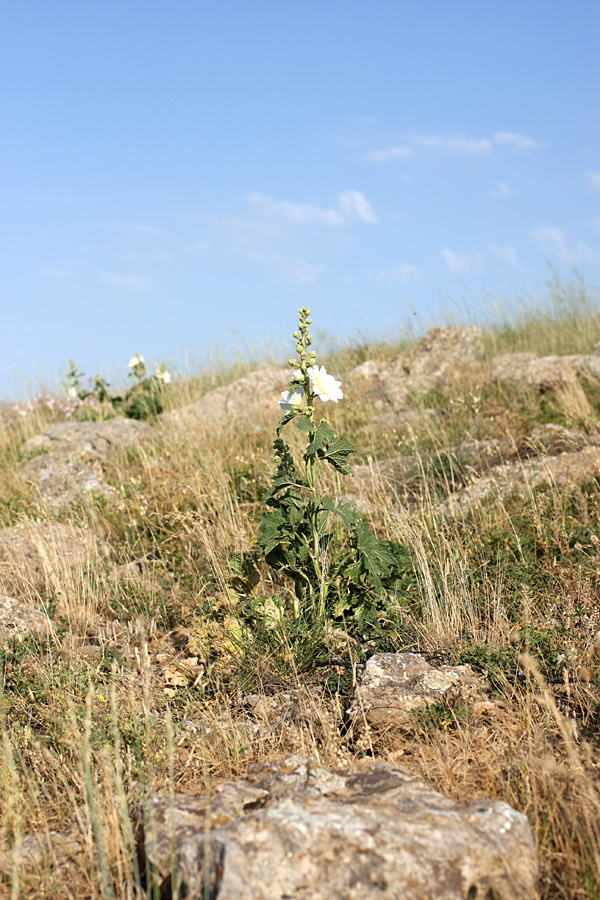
left=487, top=243, right=520, bottom=268
left=100, top=273, right=151, bottom=289
left=106, top=223, right=166, bottom=235
left=490, top=181, right=514, bottom=199
left=364, top=145, right=415, bottom=163
left=247, top=190, right=378, bottom=227
left=42, top=267, right=73, bottom=278
left=586, top=171, right=600, bottom=192
left=492, top=132, right=542, bottom=151
left=245, top=251, right=326, bottom=284
left=441, top=249, right=485, bottom=274
left=530, top=226, right=598, bottom=264
left=413, top=133, right=492, bottom=155
left=371, top=263, right=420, bottom=284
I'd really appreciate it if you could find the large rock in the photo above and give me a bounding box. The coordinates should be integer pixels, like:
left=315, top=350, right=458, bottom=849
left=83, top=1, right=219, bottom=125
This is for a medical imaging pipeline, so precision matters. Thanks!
left=20, top=417, right=152, bottom=509
left=139, top=754, right=538, bottom=900
left=442, top=444, right=600, bottom=517
left=349, top=326, right=484, bottom=411
left=347, top=653, right=481, bottom=728
left=161, top=366, right=290, bottom=430
left=0, top=522, right=106, bottom=602
left=490, top=351, right=600, bottom=390
left=22, top=417, right=153, bottom=459
left=0, top=594, right=52, bottom=641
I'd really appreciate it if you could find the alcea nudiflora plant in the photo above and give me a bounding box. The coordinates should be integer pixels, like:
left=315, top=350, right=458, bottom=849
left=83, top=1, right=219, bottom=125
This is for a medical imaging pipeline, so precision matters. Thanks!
left=257, top=307, right=408, bottom=628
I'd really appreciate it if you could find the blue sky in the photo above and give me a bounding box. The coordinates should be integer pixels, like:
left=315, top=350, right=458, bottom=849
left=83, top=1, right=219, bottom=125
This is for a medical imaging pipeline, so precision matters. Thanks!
left=1, top=1, right=599, bottom=397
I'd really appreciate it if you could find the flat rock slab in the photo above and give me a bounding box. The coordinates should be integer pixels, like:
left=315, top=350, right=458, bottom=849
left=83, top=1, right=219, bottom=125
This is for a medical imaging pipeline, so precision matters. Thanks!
left=161, top=366, right=290, bottom=430
left=0, top=522, right=106, bottom=602
left=347, top=652, right=479, bottom=727
left=0, top=594, right=52, bottom=641
left=139, top=754, right=538, bottom=900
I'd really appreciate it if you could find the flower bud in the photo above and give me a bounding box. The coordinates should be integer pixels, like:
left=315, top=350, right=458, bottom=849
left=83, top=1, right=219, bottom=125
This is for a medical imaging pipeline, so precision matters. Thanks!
left=293, top=331, right=300, bottom=339
left=288, top=359, right=300, bottom=367
left=296, top=343, right=303, bottom=353
left=306, top=318, right=312, bottom=325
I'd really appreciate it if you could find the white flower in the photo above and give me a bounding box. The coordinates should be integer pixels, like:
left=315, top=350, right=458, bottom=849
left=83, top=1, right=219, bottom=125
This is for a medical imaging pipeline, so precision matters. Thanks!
left=128, top=353, right=145, bottom=370
left=155, top=366, right=172, bottom=384
left=67, top=386, right=78, bottom=399
left=279, top=386, right=305, bottom=413
left=307, top=365, right=343, bottom=403
left=292, top=369, right=304, bottom=382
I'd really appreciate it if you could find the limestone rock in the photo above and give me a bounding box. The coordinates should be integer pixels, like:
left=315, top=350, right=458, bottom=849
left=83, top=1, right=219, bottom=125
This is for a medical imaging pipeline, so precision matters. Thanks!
left=348, top=326, right=484, bottom=412
left=22, top=417, right=153, bottom=459
left=138, top=754, right=538, bottom=900
left=19, top=450, right=116, bottom=510
left=161, top=367, right=289, bottom=430
left=0, top=594, right=52, bottom=641
left=442, top=445, right=600, bottom=518
left=0, top=522, right=106, bottom=603
left=347, top=652, right=480, bottom=727
left=20, top=418, right=151, bottom=509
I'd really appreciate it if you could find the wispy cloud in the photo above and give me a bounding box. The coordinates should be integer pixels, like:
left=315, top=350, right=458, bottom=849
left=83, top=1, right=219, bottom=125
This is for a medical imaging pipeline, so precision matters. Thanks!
left=364, top=145, right=415, bottom=163
left=99, top=273, right=151, bottom=289
left=414, top=133, right=492, bottom=155
left=42, top=267, right=73, bottom=278
left=247, top=190, right=378, bottom=226
left=490, top=181, right=514, bottom=199
left=487, top=243, right=520, bottom=268
left=371, top=263, right=420, bottom=284
left=106, top=222, right=167, bottom=235
left=245, top=251, right=326, bottom=284
left=492, top=132, right=542, bottom=151
left=365, top=130, right=542, bottom=162
left=440, top=248, right=485, bottom=274
left=530, top=226, right=598, bottom=264
left=586, top=171, right=600, bottom=192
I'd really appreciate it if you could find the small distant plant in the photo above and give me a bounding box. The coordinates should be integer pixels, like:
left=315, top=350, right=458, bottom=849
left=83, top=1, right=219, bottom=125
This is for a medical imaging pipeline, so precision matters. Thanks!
left=257, top=307, right=408, bottom=628
left=10, top=354, right=174, bottom=424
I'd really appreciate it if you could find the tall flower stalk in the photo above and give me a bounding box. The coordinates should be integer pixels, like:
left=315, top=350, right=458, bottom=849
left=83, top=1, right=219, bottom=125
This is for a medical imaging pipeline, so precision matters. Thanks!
left=258, top=308, right=405, bottom=627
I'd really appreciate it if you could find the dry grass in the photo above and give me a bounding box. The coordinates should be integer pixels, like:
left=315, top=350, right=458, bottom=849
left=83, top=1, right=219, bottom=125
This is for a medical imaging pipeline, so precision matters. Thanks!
left=1, top=278, right=600, bottom=898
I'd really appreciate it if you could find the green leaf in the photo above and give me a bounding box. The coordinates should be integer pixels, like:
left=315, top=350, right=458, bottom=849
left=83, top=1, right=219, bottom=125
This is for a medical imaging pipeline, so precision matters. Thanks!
left=321, top=496, right=357, bottom=527
left=305, top=422, right=334, bottom=458
left=295, top=416, right=313, bottom=433
left=320, top=437, right=356, bottom=475
left=277, top=411, right=297, bottom=435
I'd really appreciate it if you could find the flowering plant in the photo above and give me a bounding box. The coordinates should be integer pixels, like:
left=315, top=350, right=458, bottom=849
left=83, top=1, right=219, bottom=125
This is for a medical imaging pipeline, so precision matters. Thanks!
left=257, top=307, right=407, bottom=626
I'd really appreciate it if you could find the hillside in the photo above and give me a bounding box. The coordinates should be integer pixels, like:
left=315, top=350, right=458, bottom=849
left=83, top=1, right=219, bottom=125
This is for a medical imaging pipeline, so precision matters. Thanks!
left=1, top=280, right=599, bottom=899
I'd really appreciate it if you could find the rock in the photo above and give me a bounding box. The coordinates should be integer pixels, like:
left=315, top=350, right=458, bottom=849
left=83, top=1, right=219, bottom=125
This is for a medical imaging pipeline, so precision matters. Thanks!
left=347, top=653, right=481, bottom=727
left=19, top=451, right=116, bottom=510
left=347, top=327, right=484, bottom=412
left=442, top=445, right=600, bottom=517
left=22, top=417, right=154, bottom=459
left=0, top=594, right=52, bottom=641
left=0, top=522, right=106, bottom=603
left=0, top=827, right=86, bottom=896
left=161, top=367, right=289, bottom=430
left=490, top=350, right=600, bottom=390
left=138, top=754, right=538, bottom=900
left=19, top=418, right=151, bottom=509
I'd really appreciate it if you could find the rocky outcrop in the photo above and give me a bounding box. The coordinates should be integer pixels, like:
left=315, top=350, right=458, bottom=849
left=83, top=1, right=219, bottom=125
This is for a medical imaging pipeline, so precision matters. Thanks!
left=138, top=754, right=538, bottom=900
left=19, top=417, right=152, bottom=509
left=347, top=652, right=482, bottom=728
left=442, top=444, right=600, bottom=517
left=0, top=522, right=106, bottom=602
left=348, top=326, right=484, bottom=412
left=161, top=367, right=289, bottom=430
left=489, top=350, right=600, bottom=390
